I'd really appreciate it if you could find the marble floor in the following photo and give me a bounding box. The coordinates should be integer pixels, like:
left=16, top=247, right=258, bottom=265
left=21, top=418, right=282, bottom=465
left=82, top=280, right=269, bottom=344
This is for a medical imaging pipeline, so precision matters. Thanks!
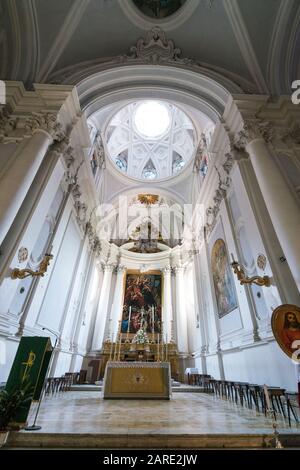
left=23, top=390, right=300, bottom=435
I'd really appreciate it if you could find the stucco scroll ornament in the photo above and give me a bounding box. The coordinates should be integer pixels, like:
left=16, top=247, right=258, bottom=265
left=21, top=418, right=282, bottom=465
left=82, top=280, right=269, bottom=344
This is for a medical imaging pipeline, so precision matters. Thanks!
left=118, top=26, right=194, bottom=65
left=25, top=112, right=65, bottom=142
left=17, top=247, right=29, bottom=263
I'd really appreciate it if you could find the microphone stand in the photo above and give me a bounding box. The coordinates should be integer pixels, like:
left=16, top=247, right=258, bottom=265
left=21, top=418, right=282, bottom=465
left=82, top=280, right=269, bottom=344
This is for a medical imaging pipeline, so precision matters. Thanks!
left=25, top=327, right=59, bottom=431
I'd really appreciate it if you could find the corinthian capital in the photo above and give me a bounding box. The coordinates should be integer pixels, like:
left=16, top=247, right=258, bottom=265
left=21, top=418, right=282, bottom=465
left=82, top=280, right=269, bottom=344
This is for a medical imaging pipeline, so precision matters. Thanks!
left=102, top=263, right=116, bottom=272
left=235, top=119, right=275, bottom=149
left=25, top=112, right=65, bottom=141
left=0, top=105, right=18, bottom=142
left=117, top=265, right=126, bottom=273
left=162, top=265, right=172, bottom=275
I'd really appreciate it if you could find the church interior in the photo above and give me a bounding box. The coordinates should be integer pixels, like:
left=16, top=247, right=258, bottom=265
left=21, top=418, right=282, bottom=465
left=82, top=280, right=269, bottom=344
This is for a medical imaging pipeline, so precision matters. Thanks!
left=0, top=0, right=300, bottom=450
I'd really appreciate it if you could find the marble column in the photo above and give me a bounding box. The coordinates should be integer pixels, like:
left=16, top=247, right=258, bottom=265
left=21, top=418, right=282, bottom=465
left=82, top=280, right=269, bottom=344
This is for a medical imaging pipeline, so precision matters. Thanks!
left=162, top=266, right=173, bottom=343
left=238, top=121, right=300, bottom=291
left=111, top=265, right=126, bottom=341
left=174, top=266, right=188, bottom=353
left=0, top=113, right=64, bottom=245
left=91, top=263, right=115, bottom=351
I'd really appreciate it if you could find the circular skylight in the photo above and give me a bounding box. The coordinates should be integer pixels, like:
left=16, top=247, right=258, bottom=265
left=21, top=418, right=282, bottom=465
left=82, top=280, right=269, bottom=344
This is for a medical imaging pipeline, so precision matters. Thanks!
left=106, top=100, right=196, bottom=181
left=134, top=101, right=170, bottom=138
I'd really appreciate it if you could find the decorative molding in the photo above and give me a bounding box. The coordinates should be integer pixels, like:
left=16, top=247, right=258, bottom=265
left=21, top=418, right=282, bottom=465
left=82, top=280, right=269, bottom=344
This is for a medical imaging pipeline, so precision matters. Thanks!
left=193, top=133, right=208, bottom=172
left=22, top=0, right=40, bottom=83
left=223, top=0, right=269, bottom=94
left=266, top=0, right=294, bottom=94
left=37, top=0, right=91, bottom=83
left=6, top=0, right=22, bottom=80
left=117, top=26, right=194, bottom=66
left=205, top=166, right=231, bottom=235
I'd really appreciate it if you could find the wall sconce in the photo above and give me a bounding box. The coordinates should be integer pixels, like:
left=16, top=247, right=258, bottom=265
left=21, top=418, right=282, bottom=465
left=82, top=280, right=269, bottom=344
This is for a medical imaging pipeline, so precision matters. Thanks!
left=11, top=254, right=53, bottom=280
left=230, top=254, right=271, bottom=287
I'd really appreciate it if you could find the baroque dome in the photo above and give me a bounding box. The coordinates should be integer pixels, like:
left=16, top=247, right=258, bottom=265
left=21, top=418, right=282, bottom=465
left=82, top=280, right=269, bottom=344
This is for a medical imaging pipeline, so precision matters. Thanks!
left=106, top=100, right=196, bottom=181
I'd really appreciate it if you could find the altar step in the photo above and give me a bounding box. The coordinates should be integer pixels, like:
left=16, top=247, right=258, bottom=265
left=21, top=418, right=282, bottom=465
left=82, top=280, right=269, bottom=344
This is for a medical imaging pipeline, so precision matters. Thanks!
left=69, top=384, right=210, bottom=393
left=5, top=432, right=300, bottom=449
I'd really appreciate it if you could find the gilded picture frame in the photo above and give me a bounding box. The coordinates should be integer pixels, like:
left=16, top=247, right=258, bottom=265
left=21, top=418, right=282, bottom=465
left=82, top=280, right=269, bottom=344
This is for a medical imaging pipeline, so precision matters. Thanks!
left=271, top=304, right=300, bottom=360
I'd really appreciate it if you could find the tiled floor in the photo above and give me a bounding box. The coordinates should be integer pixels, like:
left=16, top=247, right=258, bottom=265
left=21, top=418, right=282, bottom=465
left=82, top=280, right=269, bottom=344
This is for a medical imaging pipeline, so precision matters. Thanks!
left=24, top=390, right=300, bottom=435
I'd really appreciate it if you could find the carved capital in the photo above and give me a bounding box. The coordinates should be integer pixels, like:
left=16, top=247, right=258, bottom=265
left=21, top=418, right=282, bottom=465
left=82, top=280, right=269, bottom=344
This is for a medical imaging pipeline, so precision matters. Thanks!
left=0, top=105, right=18, bottom=142
left=281, top=124, right=300, bottom=145
left=173, top=265, right=185, bottom=274
left=116, top=264, right=126, bottom=273
left=25, top=112, right=65, bottom=142
left=235, top=119, right=275, bottom=149
left=102, top=263, right=116, bottom=273
left=162, top=265, right=172, bottom=275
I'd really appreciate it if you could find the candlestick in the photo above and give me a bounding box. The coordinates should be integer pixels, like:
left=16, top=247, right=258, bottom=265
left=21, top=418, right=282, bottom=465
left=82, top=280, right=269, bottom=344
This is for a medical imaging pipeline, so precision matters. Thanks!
left=118, top=331, right=122, bottom=361
left=115, top=320, right=122, bottom=361
left=157, top=333, right=160, bottom=362
left=109, top=335, right=113, bottom=361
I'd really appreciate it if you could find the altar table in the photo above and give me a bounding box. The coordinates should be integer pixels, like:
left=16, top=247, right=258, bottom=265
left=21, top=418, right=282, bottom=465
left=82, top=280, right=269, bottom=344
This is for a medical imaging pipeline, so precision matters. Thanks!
left=103, top=361, right=171, bottom=399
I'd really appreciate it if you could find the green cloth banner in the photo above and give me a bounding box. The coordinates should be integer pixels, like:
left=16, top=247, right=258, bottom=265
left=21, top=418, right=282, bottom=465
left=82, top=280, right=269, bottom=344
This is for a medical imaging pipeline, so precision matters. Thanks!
left=5, top=336, right=53, bottom=425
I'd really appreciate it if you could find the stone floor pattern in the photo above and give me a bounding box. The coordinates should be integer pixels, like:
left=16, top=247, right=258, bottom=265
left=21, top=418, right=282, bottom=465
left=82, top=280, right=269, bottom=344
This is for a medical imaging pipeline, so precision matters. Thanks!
left=24, top=391, right=300, bottom=435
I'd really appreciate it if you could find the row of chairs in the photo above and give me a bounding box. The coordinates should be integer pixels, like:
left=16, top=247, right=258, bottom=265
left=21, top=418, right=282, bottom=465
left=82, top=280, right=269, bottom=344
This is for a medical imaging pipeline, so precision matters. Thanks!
left=209, top=379, right=299, bottom=427
left=45, top=372, right=79, bottom=396
left=186, top=373, right=299, bottom=427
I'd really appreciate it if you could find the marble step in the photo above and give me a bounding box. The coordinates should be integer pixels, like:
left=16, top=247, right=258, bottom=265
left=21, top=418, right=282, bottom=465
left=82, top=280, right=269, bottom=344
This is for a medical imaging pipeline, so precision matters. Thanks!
left=69, top=385, right=211, bottom=393
left=5, top=432, right=300, bottom=449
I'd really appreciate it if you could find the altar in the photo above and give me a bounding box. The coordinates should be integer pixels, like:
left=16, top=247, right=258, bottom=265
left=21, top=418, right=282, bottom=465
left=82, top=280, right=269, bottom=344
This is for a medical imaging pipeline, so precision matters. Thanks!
left=103, top=361, right=171, bottom=399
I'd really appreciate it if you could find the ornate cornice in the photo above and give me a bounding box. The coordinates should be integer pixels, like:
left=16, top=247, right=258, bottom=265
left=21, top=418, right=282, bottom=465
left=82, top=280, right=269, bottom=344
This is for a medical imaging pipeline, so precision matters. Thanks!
left=25, top=112, right=65, bottom=141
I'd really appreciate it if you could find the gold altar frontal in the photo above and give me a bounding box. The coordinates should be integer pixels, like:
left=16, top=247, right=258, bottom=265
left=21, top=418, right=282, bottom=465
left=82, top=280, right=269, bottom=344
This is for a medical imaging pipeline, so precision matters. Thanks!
left=103, top=362, right=171, bottom=399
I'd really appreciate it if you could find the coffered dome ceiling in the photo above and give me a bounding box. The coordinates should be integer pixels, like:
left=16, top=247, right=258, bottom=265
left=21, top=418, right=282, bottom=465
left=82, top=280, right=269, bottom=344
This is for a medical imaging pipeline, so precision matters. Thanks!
left=106, top=100, right=196, bottom=181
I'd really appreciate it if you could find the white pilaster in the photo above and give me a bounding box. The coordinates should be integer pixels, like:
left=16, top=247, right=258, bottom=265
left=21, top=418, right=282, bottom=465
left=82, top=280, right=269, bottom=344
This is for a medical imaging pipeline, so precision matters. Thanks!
left=110, top=265, right=126, bottom=341
left=174, top=266, right=188, bottom=353
left=162, top=266, right=173, bottom=343
left=91, top=263, right=115, bottom=350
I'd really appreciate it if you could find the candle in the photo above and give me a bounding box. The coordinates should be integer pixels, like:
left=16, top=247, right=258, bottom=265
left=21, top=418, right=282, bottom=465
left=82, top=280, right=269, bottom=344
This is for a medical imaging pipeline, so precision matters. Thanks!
left=157, top=333, right=160, bottom=362
left=109, top=335, right=113, bottom=361
left=263, top=384, right=271, bottom=410
left=231, top=253, right=235, bottom=263
left=165, top=334, right=168, bottom=362
left=151, top=305, right=154, bottom=336
left=127, top=306, right=132, bottom=333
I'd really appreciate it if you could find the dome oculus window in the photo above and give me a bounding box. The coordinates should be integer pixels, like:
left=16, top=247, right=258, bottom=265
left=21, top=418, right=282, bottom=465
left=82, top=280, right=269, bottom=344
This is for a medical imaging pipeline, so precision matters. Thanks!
left=106, top=100, right=195, bottom=181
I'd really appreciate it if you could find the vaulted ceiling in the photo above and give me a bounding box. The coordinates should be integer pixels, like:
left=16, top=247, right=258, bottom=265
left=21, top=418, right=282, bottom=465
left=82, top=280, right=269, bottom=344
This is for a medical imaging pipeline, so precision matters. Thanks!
left=1, top=0, right=299, bottom=95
